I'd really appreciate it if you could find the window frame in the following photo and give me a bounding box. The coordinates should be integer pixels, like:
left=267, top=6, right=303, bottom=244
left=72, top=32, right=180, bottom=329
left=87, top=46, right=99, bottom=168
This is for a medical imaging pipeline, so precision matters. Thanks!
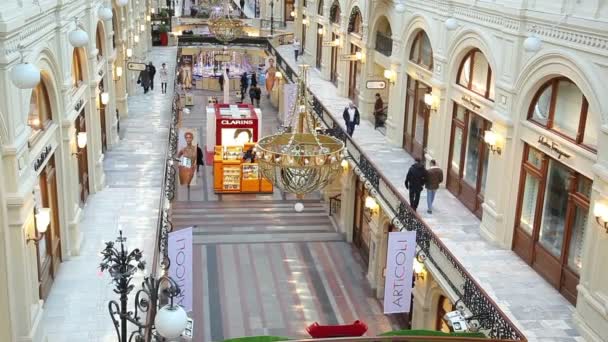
left=28, top=79, right=53, bottom=143
left=456, top=49, right=494, bottom=101
left=527, top=77, right=595, bottom=152
left=409, top=31, right=433, bottom=71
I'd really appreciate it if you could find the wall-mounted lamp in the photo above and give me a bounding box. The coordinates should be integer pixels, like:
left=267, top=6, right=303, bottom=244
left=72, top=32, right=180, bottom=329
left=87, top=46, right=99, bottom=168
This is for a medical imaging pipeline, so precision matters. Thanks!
left=355, top=51, right=363, bottom=61
left=114, top=66, right=123, bottom=81
left=73, top=131, right=88, bottom=156
left=318, top=27, right=324, bottom=35
left=126, top=48, right=133, bottom=58
left=364, top=195, right=379, bottom=219
left=140, top=24, right=145, bottom=32
left=341, top=159, right=349, bottom=171
left=413, top=258, right=426, bottom=281
left=593, top=202, right=608, bottom=233
left=333, top=37, right=341, bottom=46
left=151, top=7, right=155, bottom=14
left=302, top=18, right=310, bottom=26
left=483, top=130, right=501, bottom=155
left=424, top=92, right=438, bottom=111
left=383, top=69, right=396, bottom=84
left=146, top=15, right=151, bottom=22
left=27, top=207, right=50, bottom=244
left=100, top=92, right=110, bottom=105
left=134, top=35, right=140, bottom=43
left=290, top=10, right=296, bottom=18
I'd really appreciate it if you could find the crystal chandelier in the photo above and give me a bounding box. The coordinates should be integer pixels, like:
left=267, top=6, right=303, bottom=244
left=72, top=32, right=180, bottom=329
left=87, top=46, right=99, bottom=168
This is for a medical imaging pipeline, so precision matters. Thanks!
left=208, top=1, right=244, bottom=43
left=255, top=65, right=345, bottom=196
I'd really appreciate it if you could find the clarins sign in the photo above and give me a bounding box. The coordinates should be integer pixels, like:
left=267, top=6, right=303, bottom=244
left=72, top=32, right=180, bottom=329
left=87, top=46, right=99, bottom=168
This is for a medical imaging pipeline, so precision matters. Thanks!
left=221, top=119, right=254, bottom=125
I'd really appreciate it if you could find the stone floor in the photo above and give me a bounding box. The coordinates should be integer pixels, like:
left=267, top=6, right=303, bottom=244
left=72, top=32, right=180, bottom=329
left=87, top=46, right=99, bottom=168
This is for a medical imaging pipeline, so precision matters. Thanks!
left=172, top=84, right=399, bottom=341
left=42, top=47, right=178, bottom=342
left=274, top=44, right=583, bottom=342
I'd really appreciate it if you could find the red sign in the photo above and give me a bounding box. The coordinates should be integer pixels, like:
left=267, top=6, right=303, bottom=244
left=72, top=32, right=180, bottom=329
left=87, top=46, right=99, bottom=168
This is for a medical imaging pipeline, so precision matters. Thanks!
left=214, top=104, right=259, bottom=146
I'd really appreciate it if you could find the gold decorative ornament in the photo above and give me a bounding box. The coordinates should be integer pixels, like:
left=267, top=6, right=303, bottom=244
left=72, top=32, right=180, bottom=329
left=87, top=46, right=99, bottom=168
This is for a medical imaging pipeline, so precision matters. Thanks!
left=255, top=65, right=345, bottom=195
left=208, top=1, right=244, bottom=43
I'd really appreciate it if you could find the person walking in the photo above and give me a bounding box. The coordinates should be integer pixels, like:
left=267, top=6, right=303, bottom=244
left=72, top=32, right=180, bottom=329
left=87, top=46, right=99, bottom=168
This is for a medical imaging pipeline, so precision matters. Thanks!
left=253, top=85, right=262, bottom=107
left=293, top=38, right=301, bottom=61
left=240, top=73, right=249, bottom=101
left=342, top=102, right=360, bottom=137
left=250, top=72, right=258, bottom=88
left=218, top=73, right=224, bottom=91
left=405, top=158, right=428, bottom=211
left=160, top=63, right=169, bottom=94
left=373, top=93, right=384, bottom=129
left=425, top=159, right=443, bottom=214
left=249, top=85, right=256, bottom=105
left=137, top=67, right=151, bottom=94
left=239, top=0, right=245, bottom=17
left=148, top=62, right=157, bottom=91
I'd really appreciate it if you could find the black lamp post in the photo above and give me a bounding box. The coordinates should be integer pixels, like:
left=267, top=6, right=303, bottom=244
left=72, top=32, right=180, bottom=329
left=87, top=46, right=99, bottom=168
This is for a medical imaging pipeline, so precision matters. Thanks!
left=100, top=231, right=190, bottom=342
left=270, top=0, right=274, bottom=36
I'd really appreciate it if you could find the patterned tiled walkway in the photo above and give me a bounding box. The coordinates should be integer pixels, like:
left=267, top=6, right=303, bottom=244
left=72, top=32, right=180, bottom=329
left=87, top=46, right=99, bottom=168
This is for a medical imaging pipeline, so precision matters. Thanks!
left=171, top=84, right=398, bottom=341
left=273, top=44, right=582, bottom=341
left=42, top=47, right=177, bottom=341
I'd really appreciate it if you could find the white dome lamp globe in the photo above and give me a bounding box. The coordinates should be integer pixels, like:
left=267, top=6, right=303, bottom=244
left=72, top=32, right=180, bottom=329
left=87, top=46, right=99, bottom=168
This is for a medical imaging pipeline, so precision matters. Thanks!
left=395, top=2, right=406, bottom=13
left=69, top=18, right=89, bottom=48
left=155, top=305, right=188, bottom=339
left=294, top=202, right=305, bottom=212
left=116, top=0, right=129, bottom=7
left=10, top=45, right=41, bottom=89
left=524, top=27, right=542, bottom=52
left=445, top=17, right=458, bottom=31
left=99, top=6, right=113, bottom=21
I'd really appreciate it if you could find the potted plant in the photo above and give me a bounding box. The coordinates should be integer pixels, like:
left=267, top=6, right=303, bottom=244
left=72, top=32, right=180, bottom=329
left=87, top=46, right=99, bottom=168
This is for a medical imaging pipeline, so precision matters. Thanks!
left=159, top=9, right=169, bottom=18
left=159, top=24, right=169, bottom=46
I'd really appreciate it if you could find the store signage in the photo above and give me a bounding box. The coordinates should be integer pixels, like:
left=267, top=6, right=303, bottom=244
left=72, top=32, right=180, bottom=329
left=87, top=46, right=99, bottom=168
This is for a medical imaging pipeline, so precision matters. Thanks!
left=461, top=95, right=480, bottom=110
left=383, top=230, right=416, bottom=314
left=74, top=98, right=84, bottom=112
left=214, top=54, right=231, bottom=62
left=340, top=54, right=359, bottom=61
left=127, top=62, right=147, bottom=71
left=322, top=41, right=336, bottom=47
left=33, top=144, right=52, bottom=173
left=366, top=80, right=386, bottom=89
left=537, top=135, right=571, bottom=159
left=221, top=119, right=254, bottom=125
left=168, top=227, right=193, bottom=312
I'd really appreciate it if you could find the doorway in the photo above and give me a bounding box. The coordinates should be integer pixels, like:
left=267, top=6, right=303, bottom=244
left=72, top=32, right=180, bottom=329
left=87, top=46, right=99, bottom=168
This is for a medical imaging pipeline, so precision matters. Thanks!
left=35, top=156, right=62, bottom=300
left=402, top=76, right=431, bottom=160
left=446, top=103, right=491, bottom=218
left=353, top=177, right=370, bottom=268
left=330, top=32, right=338, bottom=85
left=75, top=111, right=89, bottom=205
left=348, top=44, right=361, bottom=103
left=316, top=24, right=323, bottom=69
left=512, top=144, right=589, bottom=304
left=99, top=80, right=107, bottom=152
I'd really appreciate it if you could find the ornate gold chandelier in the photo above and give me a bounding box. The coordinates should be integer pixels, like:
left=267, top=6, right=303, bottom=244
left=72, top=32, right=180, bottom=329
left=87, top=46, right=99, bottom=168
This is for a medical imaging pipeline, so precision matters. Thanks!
left=255, top=65, right=345, bottom=196
left=208, top=1, right=243, bottom=43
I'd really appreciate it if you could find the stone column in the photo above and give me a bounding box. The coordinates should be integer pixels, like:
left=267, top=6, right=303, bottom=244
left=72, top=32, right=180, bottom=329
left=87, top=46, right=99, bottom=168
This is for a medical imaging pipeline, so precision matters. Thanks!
left=87, top=50, right=105, bottom=193
left=574, top=126, right=608, bottom=342
left=339, top=167, right=356, bottom=241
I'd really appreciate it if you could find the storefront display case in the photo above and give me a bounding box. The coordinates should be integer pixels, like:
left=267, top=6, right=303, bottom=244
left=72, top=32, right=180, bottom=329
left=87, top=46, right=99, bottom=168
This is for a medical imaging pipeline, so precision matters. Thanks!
left=212, top=143, right=273, bottom=194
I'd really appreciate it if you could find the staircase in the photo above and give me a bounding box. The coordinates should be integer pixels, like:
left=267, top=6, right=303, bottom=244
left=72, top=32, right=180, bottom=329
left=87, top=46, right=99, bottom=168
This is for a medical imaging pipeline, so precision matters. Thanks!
left=171, top=199, right=343, bottom=245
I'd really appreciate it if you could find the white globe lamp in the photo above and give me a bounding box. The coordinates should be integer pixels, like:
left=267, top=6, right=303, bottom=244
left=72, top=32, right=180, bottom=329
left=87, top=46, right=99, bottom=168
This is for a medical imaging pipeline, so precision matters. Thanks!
left=523, top=35, right=542, bottom=52
left=445, top=18, right=458, bottom=31
left=69, top=27, right=89, bottom=47
left=154, top=305, right=188, bottom=339
left=294, top=202, right=304, bottom=212
left=99, top=7, right=113, bottom=21
left=10, top=62, right=41, bottom=89
left=116, top=0, right=129, bottom=7
left=395, top=3, right=406, bottom=13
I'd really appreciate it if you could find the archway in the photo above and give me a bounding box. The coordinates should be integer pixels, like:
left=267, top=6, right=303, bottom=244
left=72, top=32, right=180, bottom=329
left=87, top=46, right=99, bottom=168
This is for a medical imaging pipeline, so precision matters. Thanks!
left=328, top=0, right=341, bottom=84
left=96, top=20, right=109, bottom=152
left=346, top=6, right=363, bottom=103
left=71, top=47, right=90, bottom=205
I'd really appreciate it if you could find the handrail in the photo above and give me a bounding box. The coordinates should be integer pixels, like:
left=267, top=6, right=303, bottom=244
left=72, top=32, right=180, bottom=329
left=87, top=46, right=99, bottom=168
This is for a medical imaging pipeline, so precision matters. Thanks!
left=149, top=35, right=526, bottom=341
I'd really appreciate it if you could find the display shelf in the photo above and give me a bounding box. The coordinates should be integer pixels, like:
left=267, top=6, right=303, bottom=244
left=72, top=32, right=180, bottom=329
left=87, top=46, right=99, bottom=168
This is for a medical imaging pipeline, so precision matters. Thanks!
left=242, top=164, right=259, bottom=180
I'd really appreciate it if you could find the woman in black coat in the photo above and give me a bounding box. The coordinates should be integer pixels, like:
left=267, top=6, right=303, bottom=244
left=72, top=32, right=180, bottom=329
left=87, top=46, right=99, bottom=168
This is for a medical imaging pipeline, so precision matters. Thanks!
left=196, top=144, right=204, bottom=174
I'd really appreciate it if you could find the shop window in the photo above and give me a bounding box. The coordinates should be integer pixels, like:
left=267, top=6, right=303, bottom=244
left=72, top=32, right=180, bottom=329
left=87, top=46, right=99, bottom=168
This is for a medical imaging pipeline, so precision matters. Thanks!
left=317, top=0, right=324, bottom=15
left=72, top=49, right=84, bottom=88
left=409, top=31, right=433, bottom=70
left=513, top=145, right=591, bottom=303
left=96, top=23, right=104, bottom=59
left=329, top=1, right=340, bottom=24
left=28, top=79, right=53, bottom=140
left=528, top=78, right=598, bottom=151
left=457, top=49, right=494, bottom=100
left=285, top=0, right=295, bottom=21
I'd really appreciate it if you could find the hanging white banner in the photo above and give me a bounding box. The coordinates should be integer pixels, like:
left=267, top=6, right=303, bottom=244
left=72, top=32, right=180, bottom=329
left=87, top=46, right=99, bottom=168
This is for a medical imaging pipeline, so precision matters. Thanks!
left=383, top=230, right=416, bottom=314
left=168, top=227, right=193, bottom=312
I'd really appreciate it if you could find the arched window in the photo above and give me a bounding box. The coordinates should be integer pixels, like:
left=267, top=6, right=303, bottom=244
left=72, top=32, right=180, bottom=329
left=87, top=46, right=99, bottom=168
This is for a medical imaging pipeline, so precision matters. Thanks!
left=72, top=49, right=84, bottom=88
left=111, top=9, right=117, bottom=48
left=457, top=49, right=494, bottom=100
left=317, top=0, right=324, bottom=16
left=528, top=77, right=598, bottom=150
left=28, top=77, right=53, bottom=138
left=330, top=0, right=340, bottom=24
left=409, top=31, right=433, bottom=70
left=375, top=17, right=392, bottom=56
left=348, top=7, right=362, bottom=34
left=436, top=296, right=453, bottom=333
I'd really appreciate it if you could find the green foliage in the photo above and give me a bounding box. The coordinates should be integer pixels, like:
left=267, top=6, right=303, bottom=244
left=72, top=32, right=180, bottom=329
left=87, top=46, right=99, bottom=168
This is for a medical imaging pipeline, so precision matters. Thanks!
left=158, top=24, right=169, bottom=33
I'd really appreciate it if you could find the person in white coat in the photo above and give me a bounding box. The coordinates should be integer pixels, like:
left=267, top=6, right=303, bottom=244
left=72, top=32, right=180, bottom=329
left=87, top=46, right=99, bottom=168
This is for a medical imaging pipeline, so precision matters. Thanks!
left=160, top=63, right=169, bottom=94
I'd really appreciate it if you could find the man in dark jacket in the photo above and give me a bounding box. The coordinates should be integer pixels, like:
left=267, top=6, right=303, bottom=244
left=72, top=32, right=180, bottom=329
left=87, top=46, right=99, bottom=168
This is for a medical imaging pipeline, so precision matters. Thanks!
left=405, top=158, right=428, bottom=211
left=138, top=68, right=151, bottom=94
left=218, top=73, right=224, bottom=91
left=425, top=159, right=443, bottom=214
left=342, top=102, right=360, bottom=136
left=240, top=73, right=249, bottom=101
left=148, top=62, right=157, bottom=90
